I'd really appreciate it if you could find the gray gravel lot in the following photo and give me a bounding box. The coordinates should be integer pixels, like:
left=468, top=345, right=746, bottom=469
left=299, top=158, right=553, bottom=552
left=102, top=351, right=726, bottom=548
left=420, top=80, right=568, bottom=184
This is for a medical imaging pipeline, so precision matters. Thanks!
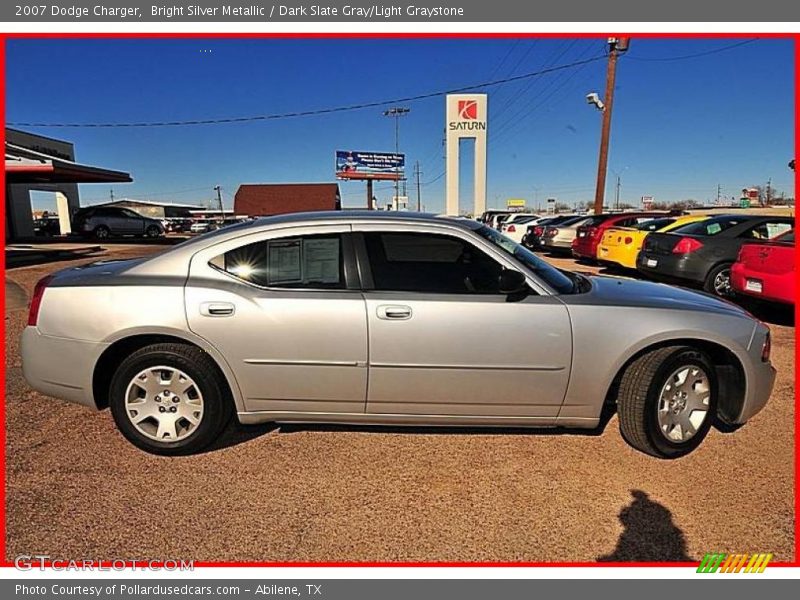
left=4, top=243, right=795, bottom=563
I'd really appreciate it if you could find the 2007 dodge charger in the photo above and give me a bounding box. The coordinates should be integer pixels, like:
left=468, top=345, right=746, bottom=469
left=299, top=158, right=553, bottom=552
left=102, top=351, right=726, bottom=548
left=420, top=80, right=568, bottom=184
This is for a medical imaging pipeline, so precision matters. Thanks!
left=21, top=212, right=775, bottom=458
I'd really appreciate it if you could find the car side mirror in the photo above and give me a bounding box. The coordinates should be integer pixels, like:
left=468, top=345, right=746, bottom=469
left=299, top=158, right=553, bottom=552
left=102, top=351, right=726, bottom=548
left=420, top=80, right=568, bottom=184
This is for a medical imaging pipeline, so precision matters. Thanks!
left=498, top=269, right=527, bottom=295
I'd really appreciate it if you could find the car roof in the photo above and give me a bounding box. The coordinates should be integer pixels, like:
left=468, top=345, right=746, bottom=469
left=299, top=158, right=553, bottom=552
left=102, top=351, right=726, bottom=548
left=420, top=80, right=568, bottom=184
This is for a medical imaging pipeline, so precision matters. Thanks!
left=249, top=210, right=482, bottom=230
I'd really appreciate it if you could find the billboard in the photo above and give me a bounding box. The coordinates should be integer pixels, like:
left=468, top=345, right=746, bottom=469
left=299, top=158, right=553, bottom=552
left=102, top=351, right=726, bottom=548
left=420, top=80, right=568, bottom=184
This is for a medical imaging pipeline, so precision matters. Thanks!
left=335, top=151, right=405, bottom=181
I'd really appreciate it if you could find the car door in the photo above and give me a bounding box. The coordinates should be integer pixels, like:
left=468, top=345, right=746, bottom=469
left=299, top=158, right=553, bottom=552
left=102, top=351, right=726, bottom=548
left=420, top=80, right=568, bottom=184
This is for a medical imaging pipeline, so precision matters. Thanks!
left=119, top=209, right=146, bottom=234
left=184, top=224, right=368, bottom=414
left=352, top=223, right=573, bottom=422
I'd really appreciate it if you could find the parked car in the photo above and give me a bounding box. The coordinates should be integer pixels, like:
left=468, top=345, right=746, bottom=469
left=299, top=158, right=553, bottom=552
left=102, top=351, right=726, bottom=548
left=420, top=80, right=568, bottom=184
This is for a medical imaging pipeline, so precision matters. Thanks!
left=23, top=212, right=775, bottom=458
left=73, top=206, right=165, bottom=240
left=164, top=217, right=193, bottom=233
left=636, top=214, right=794, bottom=297
left=540, top=216, right=593, bottom=254
left=521, top=215, right=578, bottom=250
left=731, top=230, right=795, bottom=304
left=501, top=215, right=548, bottom=243
left=33, top=216, right=61, bottom=237
left=597, top=215, right=709, bottom=269
left=572, top=212, right=665, bottom=262
left=190, top=220, right=220, bottom=234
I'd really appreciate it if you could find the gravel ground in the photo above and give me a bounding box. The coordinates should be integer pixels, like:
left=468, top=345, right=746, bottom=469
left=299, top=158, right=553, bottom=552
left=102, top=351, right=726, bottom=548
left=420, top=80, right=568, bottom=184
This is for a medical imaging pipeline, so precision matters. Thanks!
left=4, top=243, right=795, bottom=563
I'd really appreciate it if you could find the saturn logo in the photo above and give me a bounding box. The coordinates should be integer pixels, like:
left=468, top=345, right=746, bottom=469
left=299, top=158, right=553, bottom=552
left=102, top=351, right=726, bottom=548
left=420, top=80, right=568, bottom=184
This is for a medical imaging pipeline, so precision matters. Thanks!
left=458, top=100, right=478, bottom=120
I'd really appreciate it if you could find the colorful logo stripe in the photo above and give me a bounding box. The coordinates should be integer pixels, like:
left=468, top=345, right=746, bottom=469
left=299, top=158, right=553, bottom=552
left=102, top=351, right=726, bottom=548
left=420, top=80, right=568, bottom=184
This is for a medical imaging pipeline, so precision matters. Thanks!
left=697, top=553, right=772, bottom=573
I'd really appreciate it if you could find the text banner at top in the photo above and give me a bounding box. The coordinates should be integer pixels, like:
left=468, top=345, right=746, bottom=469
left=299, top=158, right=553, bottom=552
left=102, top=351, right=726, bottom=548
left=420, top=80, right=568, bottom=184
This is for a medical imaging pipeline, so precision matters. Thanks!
left=3, top=1, right=800, bottom=22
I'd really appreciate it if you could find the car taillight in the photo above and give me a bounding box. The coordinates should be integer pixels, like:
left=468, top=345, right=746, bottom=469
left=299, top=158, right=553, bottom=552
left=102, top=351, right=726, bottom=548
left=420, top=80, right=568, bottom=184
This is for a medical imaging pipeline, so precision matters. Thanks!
left=672, top=237, right=704, bottom=254
left=507, top=225, right=516, bottom=233
left=761, top=330, right=771, bottom=362
left=624, top=236, right=633, bottom=245
left=545, top=228, right=558, bottom=238
left=533, top=226, right=543, bottom=236
left=28, top=275, right=54, bottom=327
left=586, top=226, right=598, bottom=238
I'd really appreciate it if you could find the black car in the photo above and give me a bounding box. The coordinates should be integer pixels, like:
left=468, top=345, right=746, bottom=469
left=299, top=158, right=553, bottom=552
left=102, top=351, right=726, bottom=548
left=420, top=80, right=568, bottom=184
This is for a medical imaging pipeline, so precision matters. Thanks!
left=636, top=214, right=794, bottom=296
left=521, top=214, right=578, bottom=250
left=33, top=216, right=61, bottom=237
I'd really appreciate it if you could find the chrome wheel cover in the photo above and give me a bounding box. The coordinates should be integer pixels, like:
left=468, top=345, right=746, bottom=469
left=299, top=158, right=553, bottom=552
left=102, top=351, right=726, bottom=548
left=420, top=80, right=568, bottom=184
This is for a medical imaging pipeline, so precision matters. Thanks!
left=657, top=365, right=711, bottom=443
left=124, top=366, right=204, bottom=443
left=713, top=268, right=732, bottom=296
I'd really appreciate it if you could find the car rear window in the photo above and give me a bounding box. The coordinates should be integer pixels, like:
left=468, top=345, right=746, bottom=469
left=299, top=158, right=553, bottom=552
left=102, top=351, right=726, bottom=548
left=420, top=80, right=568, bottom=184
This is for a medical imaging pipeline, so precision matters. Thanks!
left=580, top=215, right=613, bottom=227
left=671, top=216, right=744, bottom=236
left=635, top=217, right=674, bottom=231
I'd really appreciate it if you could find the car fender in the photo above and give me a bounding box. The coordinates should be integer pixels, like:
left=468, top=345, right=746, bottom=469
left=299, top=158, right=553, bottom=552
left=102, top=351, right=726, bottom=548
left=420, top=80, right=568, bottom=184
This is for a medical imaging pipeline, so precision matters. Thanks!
left=97, top=325, right=247, bottom=414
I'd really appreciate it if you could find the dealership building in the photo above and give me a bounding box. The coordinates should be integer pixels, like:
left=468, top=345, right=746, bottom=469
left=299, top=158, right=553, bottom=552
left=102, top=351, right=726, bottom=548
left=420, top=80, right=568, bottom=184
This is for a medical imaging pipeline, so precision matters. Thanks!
left=234, top=183, right=341, bottom=217
left=4, top=128, right=132, bottom=241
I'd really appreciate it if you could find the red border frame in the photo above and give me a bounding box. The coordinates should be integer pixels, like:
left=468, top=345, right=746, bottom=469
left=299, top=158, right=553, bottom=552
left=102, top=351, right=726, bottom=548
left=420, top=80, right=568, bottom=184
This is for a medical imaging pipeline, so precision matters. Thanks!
left=0, top=30, right=797, bottom=570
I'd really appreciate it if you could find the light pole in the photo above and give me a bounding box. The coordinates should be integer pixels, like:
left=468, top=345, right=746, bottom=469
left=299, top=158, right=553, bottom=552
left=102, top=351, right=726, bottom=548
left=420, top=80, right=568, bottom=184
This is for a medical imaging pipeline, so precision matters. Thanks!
left=588, top=37, right=630, bottom=215
left=213, top=185, right=224, bottom=223
left=383, top=106, right=410, bottom=205
left=610, top=166, right=628, bottom=210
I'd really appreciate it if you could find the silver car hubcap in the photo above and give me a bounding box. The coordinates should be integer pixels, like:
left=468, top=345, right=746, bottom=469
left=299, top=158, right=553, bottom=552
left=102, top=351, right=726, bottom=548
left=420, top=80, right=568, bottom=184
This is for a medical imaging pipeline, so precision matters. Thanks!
left=657, top=365, right=711, bottom=443
left=124, top=366, right=204, bottom=442
left=713, top=269, right=732, bottom=296
left=96, top=229, right=108, bottom=239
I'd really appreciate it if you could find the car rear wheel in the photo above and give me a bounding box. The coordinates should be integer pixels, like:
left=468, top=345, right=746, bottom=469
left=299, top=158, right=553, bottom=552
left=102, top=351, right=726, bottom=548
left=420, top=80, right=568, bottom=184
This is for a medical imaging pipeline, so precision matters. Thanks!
left=617, top=346, right=716, bottom=458
left=93, top=225, right=110, bottom=240
left=704, top=263, right=734, bottom=297
left=109, top=343, right=232, bottom=455
left=145, top=225, right=161, bottom=238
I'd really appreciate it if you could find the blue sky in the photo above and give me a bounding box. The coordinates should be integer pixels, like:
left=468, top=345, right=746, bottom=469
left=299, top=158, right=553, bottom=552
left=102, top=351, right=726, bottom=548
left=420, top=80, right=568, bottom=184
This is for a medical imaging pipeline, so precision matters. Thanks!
left=6, top=37, right=795, bottom=213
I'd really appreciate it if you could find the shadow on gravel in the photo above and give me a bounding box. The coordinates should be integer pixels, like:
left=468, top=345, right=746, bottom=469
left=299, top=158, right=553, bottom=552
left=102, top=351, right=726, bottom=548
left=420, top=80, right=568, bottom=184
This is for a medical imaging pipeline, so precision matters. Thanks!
left=598, top=490, right=693, bottom=562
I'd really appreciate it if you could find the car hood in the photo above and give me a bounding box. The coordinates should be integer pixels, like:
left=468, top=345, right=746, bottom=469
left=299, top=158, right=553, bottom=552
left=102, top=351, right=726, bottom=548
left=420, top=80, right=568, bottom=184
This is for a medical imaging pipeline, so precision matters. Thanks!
left=564, top=274, right=750, bottom=318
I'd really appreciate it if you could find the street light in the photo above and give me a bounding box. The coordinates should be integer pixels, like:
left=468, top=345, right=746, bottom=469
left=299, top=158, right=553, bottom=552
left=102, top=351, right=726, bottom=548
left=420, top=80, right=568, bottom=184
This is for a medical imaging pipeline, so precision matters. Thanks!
left=213, top=185, right=224, bottom=224
left=383, top=106, right=410, bottom=205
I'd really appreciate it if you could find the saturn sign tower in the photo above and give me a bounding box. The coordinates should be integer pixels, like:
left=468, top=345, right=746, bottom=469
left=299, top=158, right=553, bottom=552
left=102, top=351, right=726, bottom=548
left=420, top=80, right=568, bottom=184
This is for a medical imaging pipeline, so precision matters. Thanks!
left=445, top=94, right=488, bottom=216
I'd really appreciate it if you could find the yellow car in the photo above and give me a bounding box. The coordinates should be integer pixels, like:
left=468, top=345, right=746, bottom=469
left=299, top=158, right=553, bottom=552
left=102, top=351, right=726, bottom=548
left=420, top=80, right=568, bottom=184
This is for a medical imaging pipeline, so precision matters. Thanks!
left=597, top=214, right=710, bottom=269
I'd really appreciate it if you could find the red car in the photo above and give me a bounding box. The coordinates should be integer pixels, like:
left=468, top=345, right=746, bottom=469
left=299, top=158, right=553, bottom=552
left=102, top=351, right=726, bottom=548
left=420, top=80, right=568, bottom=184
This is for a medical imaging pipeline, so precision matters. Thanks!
left=571, top=212, right=666, bottom=261
left=731, top=230, right=795, bottom=304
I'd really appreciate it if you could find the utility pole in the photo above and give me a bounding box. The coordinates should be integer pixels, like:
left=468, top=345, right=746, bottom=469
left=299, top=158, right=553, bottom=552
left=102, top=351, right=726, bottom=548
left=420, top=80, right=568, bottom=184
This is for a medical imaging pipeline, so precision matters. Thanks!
left=213, top=185, right=224, bottom=223
left=766, top=178, right=772, bottom=206
left=614, top=174, right=621, bottom=210
left=593, top=37, right=630, bottom=216
left=109, top=188, right=115, bottom=203
left=383, top=107, right=410, bottom=205
left=716, top=184, right=722, bottom=205
left=414, top=161, right=423, bottom=212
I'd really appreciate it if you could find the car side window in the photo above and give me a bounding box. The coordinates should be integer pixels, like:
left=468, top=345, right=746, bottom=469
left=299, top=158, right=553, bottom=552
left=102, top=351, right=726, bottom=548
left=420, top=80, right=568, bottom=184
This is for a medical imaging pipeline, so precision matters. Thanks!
left=213, top=234, right=345, bottom=290
left=363, top=232, right=505, bottom=294
left=742, top=221, right=793, bottom=240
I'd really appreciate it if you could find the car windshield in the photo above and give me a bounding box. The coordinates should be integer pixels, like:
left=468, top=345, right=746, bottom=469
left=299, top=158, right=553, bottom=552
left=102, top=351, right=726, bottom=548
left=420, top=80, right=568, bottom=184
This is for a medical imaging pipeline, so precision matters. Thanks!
left=475, top=225, right=577, bottom=294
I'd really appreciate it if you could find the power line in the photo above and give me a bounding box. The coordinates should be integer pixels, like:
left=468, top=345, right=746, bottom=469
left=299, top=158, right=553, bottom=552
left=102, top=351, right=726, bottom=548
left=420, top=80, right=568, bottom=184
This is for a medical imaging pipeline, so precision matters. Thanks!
left=623, top=38, right=759, bottom=62
left=9, top=55, right=606, bottom=129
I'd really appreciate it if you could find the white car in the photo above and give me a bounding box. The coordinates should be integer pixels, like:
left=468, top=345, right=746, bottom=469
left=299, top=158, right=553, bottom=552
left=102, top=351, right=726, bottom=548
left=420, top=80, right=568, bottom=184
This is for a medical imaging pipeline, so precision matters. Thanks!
left=500, top=215, right=542, bottom=242
left=190, top=221, right=219, bottom=234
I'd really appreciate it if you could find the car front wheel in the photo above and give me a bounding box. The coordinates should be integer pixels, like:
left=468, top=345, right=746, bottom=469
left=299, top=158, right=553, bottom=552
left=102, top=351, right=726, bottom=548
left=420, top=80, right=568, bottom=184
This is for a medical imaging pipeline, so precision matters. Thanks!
left=109, top=343, right=232, bottom=455
left=617, top=346, right=716, bottom=458
left=145, top=225, right=161, bottom=238
left=93, top=225, right=110, bottom=240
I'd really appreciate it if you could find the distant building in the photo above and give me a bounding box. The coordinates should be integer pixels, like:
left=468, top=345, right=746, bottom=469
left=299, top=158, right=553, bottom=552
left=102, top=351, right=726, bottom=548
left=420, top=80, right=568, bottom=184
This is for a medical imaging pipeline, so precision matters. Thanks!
left=5, top=128, right=132, bottom=241
left=88, top=198, right=200, bottom=220
left=233, top=183, right=341, bottom=217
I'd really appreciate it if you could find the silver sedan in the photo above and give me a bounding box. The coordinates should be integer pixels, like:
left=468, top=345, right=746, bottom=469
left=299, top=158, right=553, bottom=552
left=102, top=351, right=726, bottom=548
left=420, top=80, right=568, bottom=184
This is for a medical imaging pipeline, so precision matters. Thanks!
left=21, top=212, right=775, bottom=458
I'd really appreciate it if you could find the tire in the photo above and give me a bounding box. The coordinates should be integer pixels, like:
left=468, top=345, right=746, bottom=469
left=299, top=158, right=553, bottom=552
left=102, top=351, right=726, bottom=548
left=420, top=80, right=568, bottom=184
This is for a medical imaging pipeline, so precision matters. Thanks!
left=93, top=225, right=110, bottom=240
left=145, top=225, right=161, bottom=238
left=109, top=343, right=233, bottom=455
left=703, top=262, right=734, bottom=297
left=617, top=346, right=717, bottom=458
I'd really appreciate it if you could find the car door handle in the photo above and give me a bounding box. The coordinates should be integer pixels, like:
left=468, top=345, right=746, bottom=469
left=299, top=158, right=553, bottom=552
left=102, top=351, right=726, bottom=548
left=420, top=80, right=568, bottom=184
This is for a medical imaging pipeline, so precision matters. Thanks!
left=200, top=302, right=235, bottom=317
left=376, top=305, right=412, bottom=320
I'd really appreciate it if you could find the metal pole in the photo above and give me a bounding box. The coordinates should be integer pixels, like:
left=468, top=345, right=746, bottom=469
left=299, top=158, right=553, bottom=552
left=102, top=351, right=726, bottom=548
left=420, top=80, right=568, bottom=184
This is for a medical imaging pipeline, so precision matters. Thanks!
left=214, top=185, right=224, bottom=222
left=593, top=39, right=627, bottom=215
left=366, top=180, right=373, bottom=210
left=615, top=175, right=621, bottom=210
left=415, top=161, right=422, bottom=212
